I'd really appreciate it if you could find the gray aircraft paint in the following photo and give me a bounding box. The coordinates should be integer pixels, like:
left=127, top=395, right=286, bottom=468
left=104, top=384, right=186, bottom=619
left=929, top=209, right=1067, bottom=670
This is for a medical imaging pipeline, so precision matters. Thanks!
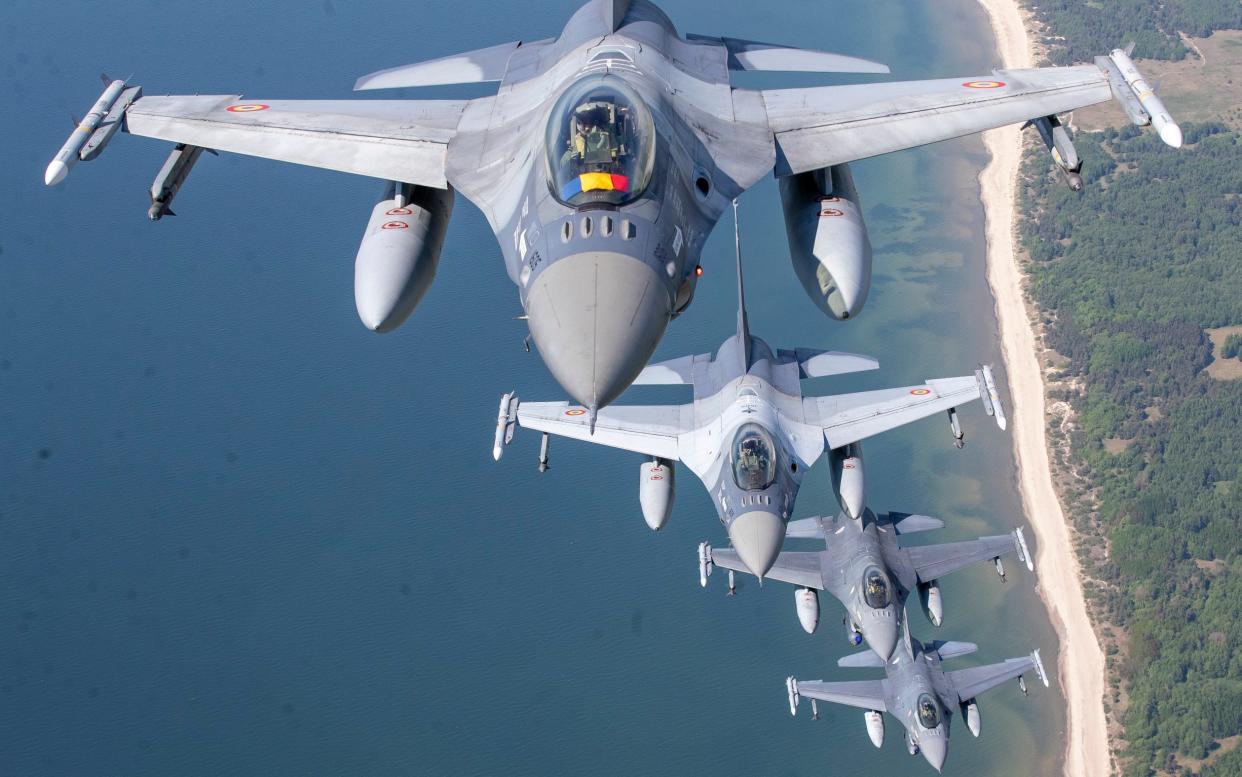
left=790, top=616, right=1048, bottom=772
left=706, top=508, right=1032, bottom=661
left=43, top=0, right=1177, bottom=415
left=498, top=205, right=1004, bottom=578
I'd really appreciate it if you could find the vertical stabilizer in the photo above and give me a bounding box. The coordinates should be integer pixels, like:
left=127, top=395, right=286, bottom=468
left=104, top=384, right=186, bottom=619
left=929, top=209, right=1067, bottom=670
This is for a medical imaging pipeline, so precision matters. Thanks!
left=732, top=200, right=752, bottom=365
left=602, top=0, right=632, bottom=32
left=899, top=607, right=915, bottom=661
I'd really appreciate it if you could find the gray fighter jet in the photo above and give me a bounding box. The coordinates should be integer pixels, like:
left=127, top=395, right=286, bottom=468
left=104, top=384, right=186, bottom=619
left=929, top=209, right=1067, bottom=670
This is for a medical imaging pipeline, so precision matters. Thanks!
left=493, top=205, right=1006, bottom=578
left=45, top=1, right=1179, bottom=413
left=786, top=615, right=1048, bottom=771
left=700, top=507, right=1033, bottom=661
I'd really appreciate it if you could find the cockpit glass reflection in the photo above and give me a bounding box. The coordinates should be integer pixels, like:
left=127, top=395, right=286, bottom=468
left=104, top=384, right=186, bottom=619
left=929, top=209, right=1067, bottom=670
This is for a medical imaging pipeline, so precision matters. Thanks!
left=862, top=566, right=891, bottom=609
left=545, top=75, right=655, bottom=208
left=731, top=423, right=777, bottom=491
left=917, top=693, right=941, bottom=729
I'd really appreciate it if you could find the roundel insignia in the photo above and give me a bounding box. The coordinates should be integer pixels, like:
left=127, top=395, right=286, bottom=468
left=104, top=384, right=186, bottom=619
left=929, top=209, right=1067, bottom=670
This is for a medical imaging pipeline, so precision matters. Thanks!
left=819, top=208, right=844, bottom=217
left=910, top=388, right=932, bottom=396
left=386, top=207, right=413, bottom=216
left=565, top=408, right=587, bottom=416
left=381, top=221, right=409, bottom=230
left=820, top=196, right=841, bottom=204
left=226, top=103, right=270, bottom=112
left=962, top=80, right=1005, bottom=89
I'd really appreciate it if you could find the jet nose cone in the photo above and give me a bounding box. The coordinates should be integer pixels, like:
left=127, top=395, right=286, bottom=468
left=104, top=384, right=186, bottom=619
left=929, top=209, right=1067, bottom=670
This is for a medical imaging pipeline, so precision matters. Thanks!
left=728, top=511, right=785, bottom=578
left=920, top=736, right=947, bottom=772
left=525, top=252, right=671, bottom=409
left=868, top=617, right=898, bottom=662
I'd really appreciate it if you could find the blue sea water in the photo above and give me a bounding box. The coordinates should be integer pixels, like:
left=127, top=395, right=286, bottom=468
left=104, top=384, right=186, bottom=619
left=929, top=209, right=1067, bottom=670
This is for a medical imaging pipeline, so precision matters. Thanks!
left=1, top=1, right=1065, bottom=774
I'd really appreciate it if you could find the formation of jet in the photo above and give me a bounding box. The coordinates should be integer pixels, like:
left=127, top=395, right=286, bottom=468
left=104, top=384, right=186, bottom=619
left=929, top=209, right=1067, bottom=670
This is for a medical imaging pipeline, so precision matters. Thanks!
left=493, top=205, right=1006, bottom=578
left=701, top=506, right=1034, bottom=661
left=787, top=614, right=1048, bottom=771
left=42, top=0, right=1185, bottom=769
left=45, top=0, right=1179, bottom=420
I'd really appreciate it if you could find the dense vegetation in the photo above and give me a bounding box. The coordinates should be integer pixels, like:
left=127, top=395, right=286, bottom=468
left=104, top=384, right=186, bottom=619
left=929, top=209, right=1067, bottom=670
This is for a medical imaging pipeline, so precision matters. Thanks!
left=1223, top=334, right=1242, bottom=360
left=1020, top=124, right=1242, bottom=775
left=1022, top=0, right=1242, bottom=63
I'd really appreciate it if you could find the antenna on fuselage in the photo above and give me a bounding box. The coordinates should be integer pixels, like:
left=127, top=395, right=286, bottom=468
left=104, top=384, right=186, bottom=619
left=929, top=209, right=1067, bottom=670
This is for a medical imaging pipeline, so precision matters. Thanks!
left=732, top=199, right=751, bottom=363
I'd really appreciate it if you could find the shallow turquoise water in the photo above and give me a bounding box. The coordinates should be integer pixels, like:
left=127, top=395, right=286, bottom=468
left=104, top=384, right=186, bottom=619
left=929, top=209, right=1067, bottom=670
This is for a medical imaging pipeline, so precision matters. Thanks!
left=1, top=1, right=1065, bottom=774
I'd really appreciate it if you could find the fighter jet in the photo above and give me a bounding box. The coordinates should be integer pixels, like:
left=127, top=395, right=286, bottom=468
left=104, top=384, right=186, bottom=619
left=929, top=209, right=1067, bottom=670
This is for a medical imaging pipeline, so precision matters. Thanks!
left=699, top=506, right=1034, bottom=661
left=45, top=1, right=1179, bottom=414
left=493, top=204, right=1006, bottom=578
left=785, top=615, right=1049, bottom=771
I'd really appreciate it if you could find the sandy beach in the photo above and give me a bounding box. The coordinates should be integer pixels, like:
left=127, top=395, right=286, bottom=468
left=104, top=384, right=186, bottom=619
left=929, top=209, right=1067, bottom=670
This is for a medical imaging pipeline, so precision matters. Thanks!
left=971, top=1, right=1114, bottom=775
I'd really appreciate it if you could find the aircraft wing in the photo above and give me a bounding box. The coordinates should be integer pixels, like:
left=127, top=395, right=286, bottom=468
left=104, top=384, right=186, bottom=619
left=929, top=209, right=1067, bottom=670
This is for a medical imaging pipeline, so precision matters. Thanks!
left=124, top=96, right=469, bottom=186
left=711, top=549, right=822, bottom=588
left=806, top=376, right=984, bottom=450
left=515, top=402, right=690, bottom=460
left=903, top=532, right=1020, bottom=583
left=755, top=65, right=1111, bottom=175
left=945, top=652, right=1046, bottom=703
left=794, top=679, right=887, bottom=712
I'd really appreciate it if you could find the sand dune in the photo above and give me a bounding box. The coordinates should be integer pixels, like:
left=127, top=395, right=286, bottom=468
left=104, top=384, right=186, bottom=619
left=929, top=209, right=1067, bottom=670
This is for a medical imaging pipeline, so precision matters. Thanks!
left=971, top=1, right=1113, bottom=775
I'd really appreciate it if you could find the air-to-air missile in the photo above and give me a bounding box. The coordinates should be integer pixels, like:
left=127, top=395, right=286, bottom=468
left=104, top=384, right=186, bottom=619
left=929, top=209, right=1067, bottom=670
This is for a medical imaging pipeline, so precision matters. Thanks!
left=44, top=77, right=141, bottom=186
left=1098, top=46, right=1183, bottom=148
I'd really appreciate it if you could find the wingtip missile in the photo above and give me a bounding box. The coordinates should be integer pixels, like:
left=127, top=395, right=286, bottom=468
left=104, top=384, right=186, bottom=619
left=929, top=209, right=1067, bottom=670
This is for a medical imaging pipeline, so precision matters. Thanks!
left=1103, top=48, right=1183, bottom=149
left=1015, top=527, right=1034, bottom=572
left=981, top=365, right=1007, bottom=431
left=697, top=542, right=713, bottom=587
left=493, top=391, right=518, bottom=460
left=1031, top=648, right=1050, bottom=687
left=43, top=78, right=127, bottom=186
left=43, top=160, right=69, bottom=187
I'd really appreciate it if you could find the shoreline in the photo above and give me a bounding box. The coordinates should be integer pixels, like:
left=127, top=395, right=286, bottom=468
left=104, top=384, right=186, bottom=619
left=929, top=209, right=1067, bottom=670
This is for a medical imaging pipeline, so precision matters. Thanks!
left=970, top=1, right=1114, bottom=776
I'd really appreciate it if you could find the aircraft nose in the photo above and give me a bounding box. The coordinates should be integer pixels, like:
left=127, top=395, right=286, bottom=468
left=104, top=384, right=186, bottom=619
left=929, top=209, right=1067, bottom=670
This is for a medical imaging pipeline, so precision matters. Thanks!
left=868, top=616, right=898, bottom=662
left=525, top=252, right=671, bottom=409
left=920, top=736, right=947, bottom=772
left=728, top=511, right=785, bottom=578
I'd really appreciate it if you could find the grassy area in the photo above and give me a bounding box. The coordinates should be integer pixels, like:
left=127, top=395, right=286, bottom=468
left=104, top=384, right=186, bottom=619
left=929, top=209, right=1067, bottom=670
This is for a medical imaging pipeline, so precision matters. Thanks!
left=1075, top=30, right=1242, bottom=132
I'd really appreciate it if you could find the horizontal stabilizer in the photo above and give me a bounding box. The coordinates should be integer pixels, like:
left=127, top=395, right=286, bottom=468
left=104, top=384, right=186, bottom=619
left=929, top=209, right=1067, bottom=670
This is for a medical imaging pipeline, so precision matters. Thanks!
left=778, top=348, right=879, bottom=379
left=355, top=41, right=523, bottom=90
left=784, top=516, right=826, bottom=539
left=838, top=650, right=886, bottom=669
left=632, top=353, right=708, bottom=385
left=932, top=640, right=978, bottom=660
left=687, top=35, right=890, bottom=74
left=889, top=513, right=945, bottom=535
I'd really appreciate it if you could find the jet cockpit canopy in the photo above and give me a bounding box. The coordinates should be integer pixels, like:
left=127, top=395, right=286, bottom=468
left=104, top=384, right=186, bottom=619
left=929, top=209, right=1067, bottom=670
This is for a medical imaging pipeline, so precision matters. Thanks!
left=731, top=423, right=777, bottom=491
left=862, top=566, right=891, bottom=609
left=545, top=75, right=655, bottom=208
left=917, top=693, right=941, bottom=729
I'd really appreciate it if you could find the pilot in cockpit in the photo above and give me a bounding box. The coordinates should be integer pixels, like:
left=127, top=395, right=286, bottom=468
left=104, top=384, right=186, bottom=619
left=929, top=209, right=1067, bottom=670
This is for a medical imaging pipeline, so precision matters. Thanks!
left=562, top=101, right=624, bottom=169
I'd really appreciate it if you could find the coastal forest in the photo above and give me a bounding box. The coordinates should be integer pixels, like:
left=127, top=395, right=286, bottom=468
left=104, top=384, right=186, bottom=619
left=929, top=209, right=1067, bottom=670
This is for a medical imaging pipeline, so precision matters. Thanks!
left=1020, top=122, right=1242, bottom=775
left=1024, top=0, right=1242, bottom=63
left=1017, top=3, right=1242, bottom=773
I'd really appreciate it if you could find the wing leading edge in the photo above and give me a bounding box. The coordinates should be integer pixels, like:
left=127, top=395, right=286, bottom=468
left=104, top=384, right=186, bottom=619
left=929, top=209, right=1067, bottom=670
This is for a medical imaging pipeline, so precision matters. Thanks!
left=806, top=375, right=987, bottom=450
left=752, top=65, right=1112, bottom=175
left=124, top=96, right=469, bottom=186
left=515, top=401, right=691, bottom=460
